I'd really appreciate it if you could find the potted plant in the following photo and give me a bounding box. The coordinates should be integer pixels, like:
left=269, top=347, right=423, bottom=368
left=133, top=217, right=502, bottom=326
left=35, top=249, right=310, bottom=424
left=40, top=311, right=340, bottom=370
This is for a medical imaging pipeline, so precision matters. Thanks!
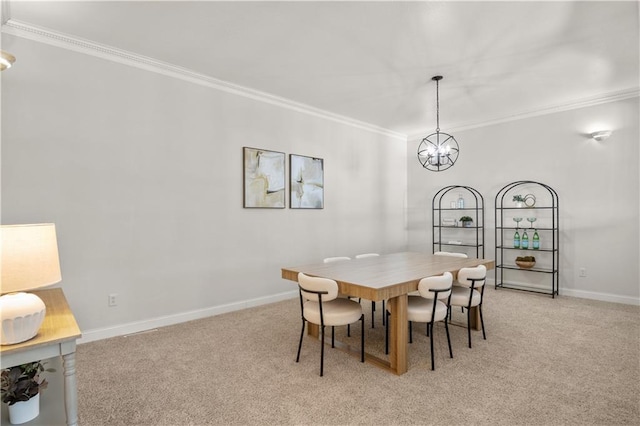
left=1, top=361, right=54, bottom=424
left=459, top=216, right=473, bottom=227
left=512, top=195, right=525, bottom=208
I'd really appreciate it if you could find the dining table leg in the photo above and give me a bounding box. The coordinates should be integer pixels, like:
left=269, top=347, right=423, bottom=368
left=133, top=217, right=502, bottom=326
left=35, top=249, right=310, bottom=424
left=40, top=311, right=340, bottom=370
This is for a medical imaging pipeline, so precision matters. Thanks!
left=388, top=294, right=408, bottom=375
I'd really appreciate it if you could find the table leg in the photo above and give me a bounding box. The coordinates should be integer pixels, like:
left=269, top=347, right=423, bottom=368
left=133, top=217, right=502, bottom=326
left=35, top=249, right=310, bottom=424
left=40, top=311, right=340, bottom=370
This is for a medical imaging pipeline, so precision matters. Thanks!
left=307, top=322, right=319, bottom=338
left=388, top=294, right=408, bottom=375
left=470, top=306, right=480, bottom=331
left=62, top=352, right=78, bottom=426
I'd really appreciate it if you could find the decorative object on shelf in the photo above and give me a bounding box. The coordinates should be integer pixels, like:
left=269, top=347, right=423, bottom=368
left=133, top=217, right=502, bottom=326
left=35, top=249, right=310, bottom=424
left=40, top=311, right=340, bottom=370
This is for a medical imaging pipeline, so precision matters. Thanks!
left=417, top=75, right=459, bottom=172
left=532, top=229, right=540, bottom=250
left=522, top=229, right=529, bottom=249
left=457, top=193, right=465, bottom=208
left=0, top=224, right=62, bottom=345
left=513, top=229, right=520, bottom=248
left=513, top=217, right=523, bottom=228
left=527, top=217, right=537, bottom=228
left=523, top=194, right=536, bottom=207
left=460, top=216, right=473, bottom=227
left=441, top=218, right=456, bottom=227
left=0, top=50, right=16, bottom=71
left=515, top=256, right=536, bottom=269
left=590, top=130, right=612, bottom=141
left=1, top=361, right=55, bottom=424
left=512, top=195, right=525, bottom=208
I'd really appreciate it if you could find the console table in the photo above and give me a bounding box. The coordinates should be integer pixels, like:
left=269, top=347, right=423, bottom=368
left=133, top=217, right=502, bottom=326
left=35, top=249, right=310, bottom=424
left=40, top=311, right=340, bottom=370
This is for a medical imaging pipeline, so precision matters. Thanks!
left=0, top=288, right=81, bottom=426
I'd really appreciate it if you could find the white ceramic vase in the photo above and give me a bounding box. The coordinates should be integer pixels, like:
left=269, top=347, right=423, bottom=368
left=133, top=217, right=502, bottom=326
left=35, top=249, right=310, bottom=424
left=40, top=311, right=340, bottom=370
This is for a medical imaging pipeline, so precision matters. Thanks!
left=8, top=393, right=39, bottom=424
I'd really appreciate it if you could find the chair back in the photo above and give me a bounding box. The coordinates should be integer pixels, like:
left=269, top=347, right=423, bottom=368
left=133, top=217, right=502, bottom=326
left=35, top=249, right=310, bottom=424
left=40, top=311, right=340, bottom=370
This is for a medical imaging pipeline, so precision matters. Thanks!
left=323, top=256, right=351, bottom=263
left=298, top=272, right=339, bottom=302
left=434, top=251, right=468, bottom=258
left=355, top=253, right=379, bottom=259
left=457, top=265, right=487, bottom=289
left=417, top=272, right=453, bottom=300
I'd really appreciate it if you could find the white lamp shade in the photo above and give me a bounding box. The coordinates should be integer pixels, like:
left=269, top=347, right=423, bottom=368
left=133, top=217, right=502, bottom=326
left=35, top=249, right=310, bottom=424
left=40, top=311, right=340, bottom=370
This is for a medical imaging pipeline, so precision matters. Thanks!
left=1, top=223, right=61, bottom=293
left=1, top=224, right=61, bottom=344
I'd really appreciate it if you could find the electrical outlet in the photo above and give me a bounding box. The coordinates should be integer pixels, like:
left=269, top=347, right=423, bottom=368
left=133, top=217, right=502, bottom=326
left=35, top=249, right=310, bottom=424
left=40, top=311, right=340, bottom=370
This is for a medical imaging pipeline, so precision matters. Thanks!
left=579, top=268, right=587, bottom=277
left=108, top=293, right=118, bottom=307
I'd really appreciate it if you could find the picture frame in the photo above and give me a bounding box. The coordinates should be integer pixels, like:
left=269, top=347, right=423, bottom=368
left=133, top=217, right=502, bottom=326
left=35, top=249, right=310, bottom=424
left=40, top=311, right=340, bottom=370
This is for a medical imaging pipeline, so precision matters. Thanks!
left=243, top=147, right=286, bottom=208
left=290, top=154, right=324, bottom=209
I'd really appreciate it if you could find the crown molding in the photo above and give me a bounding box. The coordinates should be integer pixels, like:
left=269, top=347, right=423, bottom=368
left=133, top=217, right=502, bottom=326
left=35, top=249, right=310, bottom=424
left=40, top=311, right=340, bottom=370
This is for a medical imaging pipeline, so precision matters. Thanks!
left=2, top=19, right=407, bottom=141
left=408, top=87, right=640, bottom=140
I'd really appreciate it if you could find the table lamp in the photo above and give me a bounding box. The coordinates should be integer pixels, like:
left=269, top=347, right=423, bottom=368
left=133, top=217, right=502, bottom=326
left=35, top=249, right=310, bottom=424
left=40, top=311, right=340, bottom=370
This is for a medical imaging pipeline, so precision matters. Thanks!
left=0, top=223, right=62, bottom=345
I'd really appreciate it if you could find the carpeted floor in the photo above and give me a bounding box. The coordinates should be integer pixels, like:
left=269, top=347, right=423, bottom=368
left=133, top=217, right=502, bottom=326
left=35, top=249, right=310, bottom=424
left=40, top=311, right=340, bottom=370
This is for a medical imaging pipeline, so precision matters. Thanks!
left=75, top=288, right=640, bottom=425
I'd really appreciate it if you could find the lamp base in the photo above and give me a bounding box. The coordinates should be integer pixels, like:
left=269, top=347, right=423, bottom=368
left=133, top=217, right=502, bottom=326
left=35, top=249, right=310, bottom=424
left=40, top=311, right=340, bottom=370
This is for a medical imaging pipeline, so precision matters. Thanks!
left=0, top=292, right=46, bottom=345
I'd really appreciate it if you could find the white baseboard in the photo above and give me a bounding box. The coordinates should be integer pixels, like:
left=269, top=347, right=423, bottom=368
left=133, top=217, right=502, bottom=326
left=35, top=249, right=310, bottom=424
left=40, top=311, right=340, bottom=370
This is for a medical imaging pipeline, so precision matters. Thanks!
left=560, top=288, right=640, bottom=306
left=78, top=290, right=298, bottom=344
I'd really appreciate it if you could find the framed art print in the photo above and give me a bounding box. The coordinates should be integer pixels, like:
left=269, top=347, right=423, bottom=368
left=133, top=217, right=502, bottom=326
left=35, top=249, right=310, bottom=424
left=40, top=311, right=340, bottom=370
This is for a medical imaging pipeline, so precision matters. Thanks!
left=243, top=147, right=286, bottom=208
left=290, top=154, right=324, bottom=209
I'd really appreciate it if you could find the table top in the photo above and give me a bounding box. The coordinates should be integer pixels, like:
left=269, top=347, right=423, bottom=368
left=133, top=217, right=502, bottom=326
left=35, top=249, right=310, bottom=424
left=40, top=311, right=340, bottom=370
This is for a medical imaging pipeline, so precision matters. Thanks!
left=0, top=288, right=82, bottom=356
left=282, top=251, right=495, bottom=301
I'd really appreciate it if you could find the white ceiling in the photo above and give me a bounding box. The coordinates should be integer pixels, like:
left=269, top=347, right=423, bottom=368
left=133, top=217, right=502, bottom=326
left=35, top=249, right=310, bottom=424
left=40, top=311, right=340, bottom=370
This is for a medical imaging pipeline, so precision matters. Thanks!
left=3, top=1, right=639, bottom=136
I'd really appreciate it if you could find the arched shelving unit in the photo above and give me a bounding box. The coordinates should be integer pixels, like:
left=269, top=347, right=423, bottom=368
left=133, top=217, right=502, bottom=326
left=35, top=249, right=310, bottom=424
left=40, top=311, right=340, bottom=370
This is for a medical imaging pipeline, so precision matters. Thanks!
left=494, top=180, right=559, bottom=297
left=432, top=185, right=485, bottom=258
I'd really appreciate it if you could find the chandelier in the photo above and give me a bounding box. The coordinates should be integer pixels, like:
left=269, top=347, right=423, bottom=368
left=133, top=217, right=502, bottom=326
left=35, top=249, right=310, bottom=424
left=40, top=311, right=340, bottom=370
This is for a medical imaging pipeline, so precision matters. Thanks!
left=417, top=76, right=459, bottom=171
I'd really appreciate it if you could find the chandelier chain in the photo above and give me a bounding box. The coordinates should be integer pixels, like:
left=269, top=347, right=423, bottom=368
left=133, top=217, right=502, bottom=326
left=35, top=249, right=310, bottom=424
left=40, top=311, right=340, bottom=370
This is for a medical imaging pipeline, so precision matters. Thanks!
left=435, top=78, right=440, bottom=133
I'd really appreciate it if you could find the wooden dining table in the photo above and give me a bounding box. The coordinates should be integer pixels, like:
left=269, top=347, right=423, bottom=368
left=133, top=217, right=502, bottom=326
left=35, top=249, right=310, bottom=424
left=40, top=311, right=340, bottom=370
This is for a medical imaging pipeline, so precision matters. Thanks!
left=281, top=251, right=495, bottom=375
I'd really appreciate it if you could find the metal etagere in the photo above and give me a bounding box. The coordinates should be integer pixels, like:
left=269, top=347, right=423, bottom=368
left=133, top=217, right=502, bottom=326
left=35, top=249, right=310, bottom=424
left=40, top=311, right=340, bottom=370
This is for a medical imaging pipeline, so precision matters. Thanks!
left=432, top=185, right=485, bottom=258
left=494, top=180, right=559, bottom=297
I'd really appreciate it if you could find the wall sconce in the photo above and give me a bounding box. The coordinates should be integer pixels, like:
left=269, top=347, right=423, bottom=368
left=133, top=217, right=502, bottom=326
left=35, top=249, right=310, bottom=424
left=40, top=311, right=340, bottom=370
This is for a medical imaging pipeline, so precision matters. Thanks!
left=0, top=50, right=16, bottom=71
left=0, top=224, right=62, bottom=345
left=590, top=130, right=612, bottom=142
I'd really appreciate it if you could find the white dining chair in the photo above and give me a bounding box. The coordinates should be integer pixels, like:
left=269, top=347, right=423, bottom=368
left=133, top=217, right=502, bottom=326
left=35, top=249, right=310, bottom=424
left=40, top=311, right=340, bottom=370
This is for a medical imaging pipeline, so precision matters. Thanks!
left=449, top=264, right=487, bottom=348
left=296, top=272, right=364, bottom=376
left=355, top=253, right=383, bottom=328
left=385, top=272, right=454, bottom=370
left=434, top=251, right=468, bottom=258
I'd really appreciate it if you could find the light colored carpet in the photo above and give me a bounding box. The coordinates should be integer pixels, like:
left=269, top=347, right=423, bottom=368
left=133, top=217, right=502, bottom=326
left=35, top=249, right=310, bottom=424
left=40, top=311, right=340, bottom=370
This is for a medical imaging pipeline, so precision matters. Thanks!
left=76, top=288, right=640, bottom=425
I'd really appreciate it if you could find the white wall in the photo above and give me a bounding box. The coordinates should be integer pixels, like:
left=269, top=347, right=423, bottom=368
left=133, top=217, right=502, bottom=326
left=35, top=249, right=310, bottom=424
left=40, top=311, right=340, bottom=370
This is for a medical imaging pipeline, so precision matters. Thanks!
left=1, top=35, right=408, bottom=341
left=407, top=97, right=640, bottom=304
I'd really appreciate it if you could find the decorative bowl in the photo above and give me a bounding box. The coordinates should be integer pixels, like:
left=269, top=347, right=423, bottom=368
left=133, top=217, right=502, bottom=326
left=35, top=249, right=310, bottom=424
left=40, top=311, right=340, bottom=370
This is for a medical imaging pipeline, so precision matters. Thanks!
left=515, top=260, right=536, bottom=269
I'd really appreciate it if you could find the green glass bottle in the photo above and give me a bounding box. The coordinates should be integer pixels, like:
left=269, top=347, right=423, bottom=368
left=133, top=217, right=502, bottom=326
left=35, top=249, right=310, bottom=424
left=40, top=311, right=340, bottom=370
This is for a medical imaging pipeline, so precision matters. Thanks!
left=522, top=230, right=529, bottom=249
left=513, top=230, right=520, bottom=248
left=533, top=230, right=540, bottom=250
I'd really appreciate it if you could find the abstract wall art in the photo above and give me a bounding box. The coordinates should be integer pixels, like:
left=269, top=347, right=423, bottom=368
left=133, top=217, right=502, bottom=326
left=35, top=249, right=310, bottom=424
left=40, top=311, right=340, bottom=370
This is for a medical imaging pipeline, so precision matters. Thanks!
left=290, top=154, right=324, bottom=209
left=243, top=147, right=286, bottom=208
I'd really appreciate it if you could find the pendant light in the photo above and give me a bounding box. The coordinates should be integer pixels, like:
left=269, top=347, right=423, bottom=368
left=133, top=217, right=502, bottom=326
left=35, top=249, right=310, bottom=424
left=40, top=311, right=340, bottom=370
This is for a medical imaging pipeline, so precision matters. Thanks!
left=417, top=75, right=459, bottom=171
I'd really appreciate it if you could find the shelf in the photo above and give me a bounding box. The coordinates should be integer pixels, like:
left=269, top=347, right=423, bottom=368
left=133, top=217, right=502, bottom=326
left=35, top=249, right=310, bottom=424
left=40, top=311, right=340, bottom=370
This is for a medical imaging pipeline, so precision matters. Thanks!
left=495, top=246, right=557, bottom=252
left=496, top=264, right=557, bottom=273
left=435, top=242, right=485, bottom=248
left=494, top=180, right=559, bottom=298
left=432, top=185, right=485, bottom=258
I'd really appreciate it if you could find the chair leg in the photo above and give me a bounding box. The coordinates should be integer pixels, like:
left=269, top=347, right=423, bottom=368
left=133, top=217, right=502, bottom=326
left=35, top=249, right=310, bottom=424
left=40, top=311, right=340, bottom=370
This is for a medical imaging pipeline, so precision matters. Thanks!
left=296, top=320, right=305, bottom=362
left=320, top=325, right=325, bottom=377
left=467, top=307, right=472, bottom=349
left=429, top=323, right=435, bottom=371
left=371, top=300, right=376, bottom=328
left=382, top=300, right=386, bottom=326
left=331, top=326, right=335, bottom=348
left=360, top=314, right=365, bottom=362
left=409, top=321, right=413, bottom=344
left=479, top=304, right=486, bottom=340
left=444, top=318, right=453, bottom=359
left=347, top=324, right=351, bottom=337
left=385, top=311, right=389, bottom=355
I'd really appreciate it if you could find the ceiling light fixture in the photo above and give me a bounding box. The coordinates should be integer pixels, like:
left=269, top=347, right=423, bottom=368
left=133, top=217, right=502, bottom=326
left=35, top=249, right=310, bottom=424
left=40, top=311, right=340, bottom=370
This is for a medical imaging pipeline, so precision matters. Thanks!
left=0, top=50, right=16, bottom=71
left=417, top=75, right=459, bottom=172
left=590, top=130, right=612, bottom=142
